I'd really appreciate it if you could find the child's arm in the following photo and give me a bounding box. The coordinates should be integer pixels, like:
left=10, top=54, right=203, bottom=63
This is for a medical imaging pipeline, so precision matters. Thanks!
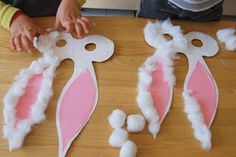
left=0, top=1, right=48, bottom=53
left=54, top=0, right=91, bottom=38
left=0, top=1, right=19, bottom=30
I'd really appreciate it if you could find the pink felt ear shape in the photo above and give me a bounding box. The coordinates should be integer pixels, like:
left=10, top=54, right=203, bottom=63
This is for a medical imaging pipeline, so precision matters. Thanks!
left=3, top=55, right=60, bottom=151
left=182, top=32, right=219, bottom=150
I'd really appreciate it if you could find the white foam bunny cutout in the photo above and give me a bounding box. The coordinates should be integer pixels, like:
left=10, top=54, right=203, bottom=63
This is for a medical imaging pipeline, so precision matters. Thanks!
left=137, top=19, right=219, bottom=150
left=3, top=31, right=114, bottom=157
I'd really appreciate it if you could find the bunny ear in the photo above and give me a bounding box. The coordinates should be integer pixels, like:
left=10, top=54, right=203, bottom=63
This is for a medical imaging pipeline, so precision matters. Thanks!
left=56, top=68, right=97, bottom=157
left=137, top=54, right=174, bottom=138
left=184, top=60, right=218, bottom=127
left=3, top=55, right=59, bottom=151
left=181, top=32, right=219, bottom=150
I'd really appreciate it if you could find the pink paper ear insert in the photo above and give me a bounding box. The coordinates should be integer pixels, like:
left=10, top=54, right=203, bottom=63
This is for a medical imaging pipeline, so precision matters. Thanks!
left=149, top=62, right=172, bottom=123
left=187, top=61, right=218, bottom=127
left=58, top=69, right=96, bottom=154
left=16, top=73, right=44, bottom=122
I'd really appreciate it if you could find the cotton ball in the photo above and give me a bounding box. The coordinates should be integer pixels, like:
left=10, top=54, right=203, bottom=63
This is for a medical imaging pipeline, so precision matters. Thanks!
left=120, top=140, right=137, bottom=157
left=108, top=109, right=126, bottom=129
left=109, top=128, right=128, bottom=147
left=127, top=114, right=145, bottom=132
left=225, top=36, right=236, bottom=51
left=216, top=28, right=235, bottom=43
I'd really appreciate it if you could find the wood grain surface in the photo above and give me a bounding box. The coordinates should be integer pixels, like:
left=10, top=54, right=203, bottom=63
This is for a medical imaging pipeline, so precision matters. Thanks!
left=0, top=17, right=236, bottom=157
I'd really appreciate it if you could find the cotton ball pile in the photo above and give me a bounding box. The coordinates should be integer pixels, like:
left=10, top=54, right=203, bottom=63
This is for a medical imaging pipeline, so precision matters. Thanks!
left=127, top=114, right=145, bottom=132
left=108, top=109, right=144, bottom=157
left=108, top=109, right=126, bottom=129
left=216, top=28, right=236, bottom=51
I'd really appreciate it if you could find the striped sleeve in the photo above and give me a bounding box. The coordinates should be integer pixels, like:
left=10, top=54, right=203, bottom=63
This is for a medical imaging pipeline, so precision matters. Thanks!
left=0, top=1, right=20, bottom=30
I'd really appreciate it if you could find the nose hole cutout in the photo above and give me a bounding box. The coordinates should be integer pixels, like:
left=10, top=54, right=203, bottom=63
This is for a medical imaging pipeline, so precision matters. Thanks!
left=191, top=39, right=203, bottom=47
left=56, top=39, right=67, bottom=47
left=163, top=34, right=173, bottom=41
left=85, top=43, right=96, bottom=51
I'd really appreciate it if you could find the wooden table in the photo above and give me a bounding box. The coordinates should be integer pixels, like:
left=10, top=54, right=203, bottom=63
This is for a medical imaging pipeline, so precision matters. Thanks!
left=0, top=17, right=236, bottom=157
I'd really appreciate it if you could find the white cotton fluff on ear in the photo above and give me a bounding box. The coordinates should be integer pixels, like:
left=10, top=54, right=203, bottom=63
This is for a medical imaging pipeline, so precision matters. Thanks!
left=182, top=89, right=212, bottom=151
left=3, top=40, right=60, bottom=151
left=136, top=55, right=160, bottom=138
left=120, top=140, right=137, bottom=157
left=108, top=109, right=126, bottom=129
left=144, top=18, right=188, bottom=51
left=216, top=28, right=236, bottom=51
left=109, top=129, right=129, bottom=147
left=127, top=114, right=145, bottom=132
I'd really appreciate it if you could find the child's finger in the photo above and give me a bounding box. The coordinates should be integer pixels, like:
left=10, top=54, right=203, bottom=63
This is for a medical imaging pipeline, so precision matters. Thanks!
left=21, top=35, right=33, bottom=53
left=14, top=35, right=22, bottom=52
left=77, top=18, right=90, bottom=34
left=25, top=30, right=34, bottom=42
left=10, top=37, right=16, bottom=50
left=65, top=22, right=74, bottom=33
left=81, top=17, right=91, bottom=25
left=74, top=23, right=85, bottom=38
left=36, top=27, right=48, bottom=35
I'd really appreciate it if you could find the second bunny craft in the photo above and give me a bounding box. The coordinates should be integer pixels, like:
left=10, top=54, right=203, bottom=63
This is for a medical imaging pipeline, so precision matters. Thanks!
left=137, top=19, right=219, bottom=150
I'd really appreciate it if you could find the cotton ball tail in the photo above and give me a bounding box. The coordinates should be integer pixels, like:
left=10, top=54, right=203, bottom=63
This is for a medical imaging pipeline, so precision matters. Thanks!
left=109, top=129, right=128, bottom=147
left=108, top=109, right=126, bottom=129
left=120, top=140, right=137, bottom=157
left=127, top=114, right=145, bottom=132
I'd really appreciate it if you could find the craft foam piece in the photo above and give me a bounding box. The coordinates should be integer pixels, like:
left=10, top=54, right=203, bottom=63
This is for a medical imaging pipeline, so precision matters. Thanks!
left=120, top=140, right=137, bottom=157
left=108, top=109, right=126, bottom=129
left=216, top=28, right=236, bottom=51
left=109, top=128, right=129, bottom=147
left=138, top=19, right=219, bottom=150
left=127, top=114, right=145, bottom=132
left=3, top=31, right=114, bottom=156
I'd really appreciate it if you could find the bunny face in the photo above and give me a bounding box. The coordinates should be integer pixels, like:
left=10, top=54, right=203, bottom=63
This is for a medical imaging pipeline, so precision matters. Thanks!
left=34, top=32, right=114, bottom=63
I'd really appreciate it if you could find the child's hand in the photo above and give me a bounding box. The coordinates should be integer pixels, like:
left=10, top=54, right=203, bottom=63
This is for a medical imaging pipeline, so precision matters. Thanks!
left=54, top=0, right=92, bottom=38
left=10, top=14, right=48, bottom=53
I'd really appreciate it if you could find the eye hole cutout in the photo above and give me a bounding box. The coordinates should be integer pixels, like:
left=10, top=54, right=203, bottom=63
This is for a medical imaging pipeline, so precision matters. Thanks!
left=56, top=39, right=67, bottom=47
left=191, top=39, right=203, bottom=47
left=163, top=34, right=173, bottom=41
left=85, top=43, right=96, bottom=51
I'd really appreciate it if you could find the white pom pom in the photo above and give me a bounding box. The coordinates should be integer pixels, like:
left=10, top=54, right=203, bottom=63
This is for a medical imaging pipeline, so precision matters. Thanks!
left=216, top=28, right=236, bottom=51
left=108, top=109, right=126, bottom=129
left=216, top=28, right=235, bottom=43
left=120, top=140, right=137, bottom=157
left=225, top=36, right=236, bottom=51
left=109, top=129, right=128, bottom=147
left=127, top=114, right=145, bottom=132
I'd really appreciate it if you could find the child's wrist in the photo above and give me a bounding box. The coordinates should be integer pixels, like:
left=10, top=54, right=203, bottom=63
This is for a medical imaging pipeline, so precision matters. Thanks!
left=10, top=11, right=23, bottom=27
